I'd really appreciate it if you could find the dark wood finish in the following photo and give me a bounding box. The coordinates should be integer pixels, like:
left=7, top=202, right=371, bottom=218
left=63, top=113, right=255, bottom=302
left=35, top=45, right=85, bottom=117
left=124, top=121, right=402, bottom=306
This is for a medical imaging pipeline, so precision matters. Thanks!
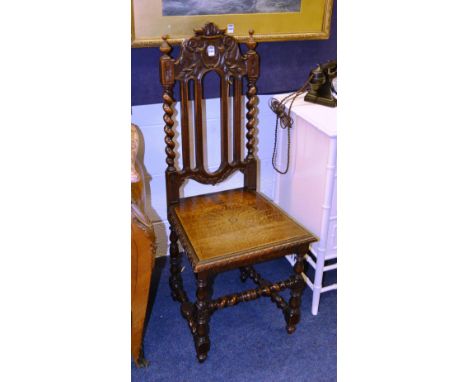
left=180, top=81, right=191, bottom=170
left=242, top=266, right=289, bottom=311
left=131, top=124, right=156, bottom=367
left=194, top=273, right=212, bottom=362
left=159, top=23, right=318, bottom=362
left=233, top=77, right=243, bottom=163
left=239, top=267, right=249, bottom=283
left=208, top=276, right=296, bottom=311
left=160, top=24, right=256, bottom=206
left=285, top=252, right=307, bottom=334
left=169, top=226, right=187, bottom=304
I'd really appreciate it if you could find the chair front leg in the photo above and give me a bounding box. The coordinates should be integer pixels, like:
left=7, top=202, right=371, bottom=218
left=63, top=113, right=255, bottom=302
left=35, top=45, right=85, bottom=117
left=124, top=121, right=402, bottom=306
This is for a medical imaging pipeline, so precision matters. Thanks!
left=285, top=250, right=307, bottom=334
left=194, top=272, right=212, bottom=362
left=169, top=226, right=183, bottom=302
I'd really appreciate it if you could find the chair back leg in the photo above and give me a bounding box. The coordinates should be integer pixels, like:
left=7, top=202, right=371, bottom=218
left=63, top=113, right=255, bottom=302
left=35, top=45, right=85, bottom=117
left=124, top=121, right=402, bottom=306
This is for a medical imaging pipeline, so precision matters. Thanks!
left=285, top=250, right=307, bottom=334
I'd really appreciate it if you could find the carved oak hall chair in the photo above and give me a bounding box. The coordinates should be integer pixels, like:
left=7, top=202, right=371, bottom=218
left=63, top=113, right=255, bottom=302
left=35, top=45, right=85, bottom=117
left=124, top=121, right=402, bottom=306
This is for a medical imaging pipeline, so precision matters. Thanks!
left=159, top=23, right=318, bottom=362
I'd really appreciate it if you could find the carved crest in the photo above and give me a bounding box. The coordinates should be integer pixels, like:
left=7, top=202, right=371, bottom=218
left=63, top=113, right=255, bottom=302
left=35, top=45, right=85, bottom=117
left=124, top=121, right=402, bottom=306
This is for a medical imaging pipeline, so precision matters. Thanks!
left=194, top=22, right=226, bottom=37
left=174, top=22, right=246, bottom=81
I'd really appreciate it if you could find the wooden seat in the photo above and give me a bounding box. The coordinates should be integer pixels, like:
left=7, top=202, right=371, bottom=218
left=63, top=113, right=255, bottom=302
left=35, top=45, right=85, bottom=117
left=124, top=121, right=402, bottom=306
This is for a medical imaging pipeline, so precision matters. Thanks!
left=170, top=188, right=315, bottom=273
left=159, top=22, right=318, bottom=363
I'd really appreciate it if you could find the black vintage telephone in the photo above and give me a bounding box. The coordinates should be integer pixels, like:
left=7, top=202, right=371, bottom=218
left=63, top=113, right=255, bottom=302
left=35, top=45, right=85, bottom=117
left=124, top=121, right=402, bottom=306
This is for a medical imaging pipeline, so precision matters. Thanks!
left=304, top=60, right=337, bottom=107
left=269, top=59, right=337, bottom=174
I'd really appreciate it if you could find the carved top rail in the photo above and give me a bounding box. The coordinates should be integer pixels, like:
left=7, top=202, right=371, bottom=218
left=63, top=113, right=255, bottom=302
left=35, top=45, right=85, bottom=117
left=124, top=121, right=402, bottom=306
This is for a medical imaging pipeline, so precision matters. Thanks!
left=159, top=22, right=260, bottom=206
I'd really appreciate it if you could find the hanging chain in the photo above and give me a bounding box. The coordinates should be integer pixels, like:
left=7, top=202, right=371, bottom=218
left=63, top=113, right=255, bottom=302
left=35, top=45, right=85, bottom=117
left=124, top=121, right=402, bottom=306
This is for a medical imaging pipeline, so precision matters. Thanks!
left=269, top=72, right=316, bottom=174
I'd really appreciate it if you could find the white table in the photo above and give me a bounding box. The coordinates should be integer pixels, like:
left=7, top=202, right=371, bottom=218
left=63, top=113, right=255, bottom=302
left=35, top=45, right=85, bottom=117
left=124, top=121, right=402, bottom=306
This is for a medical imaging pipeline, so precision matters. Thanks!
left=272, top=94, right=337, bottom=315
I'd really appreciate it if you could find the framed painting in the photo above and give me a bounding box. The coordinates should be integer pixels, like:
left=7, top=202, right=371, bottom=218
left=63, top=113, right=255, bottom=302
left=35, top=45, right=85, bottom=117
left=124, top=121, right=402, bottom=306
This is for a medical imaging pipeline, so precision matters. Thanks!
left=131, top=0, right=334, bottom=47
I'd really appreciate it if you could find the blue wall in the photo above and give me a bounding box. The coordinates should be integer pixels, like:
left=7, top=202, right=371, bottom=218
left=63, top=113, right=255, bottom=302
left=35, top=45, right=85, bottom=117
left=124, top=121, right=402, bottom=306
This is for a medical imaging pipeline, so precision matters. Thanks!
left=131, top=1, right=336, bottom=106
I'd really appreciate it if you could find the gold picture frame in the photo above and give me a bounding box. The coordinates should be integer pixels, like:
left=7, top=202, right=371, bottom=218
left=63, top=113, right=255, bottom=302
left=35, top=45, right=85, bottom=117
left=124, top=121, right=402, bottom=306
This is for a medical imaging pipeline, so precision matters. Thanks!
left=131, top=0, right=334, bottom=47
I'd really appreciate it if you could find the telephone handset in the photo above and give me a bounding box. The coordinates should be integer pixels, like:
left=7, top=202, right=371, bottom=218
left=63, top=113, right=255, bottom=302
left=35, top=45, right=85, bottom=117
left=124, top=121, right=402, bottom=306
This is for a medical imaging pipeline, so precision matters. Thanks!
left=269, top=60, right=337, bottom=174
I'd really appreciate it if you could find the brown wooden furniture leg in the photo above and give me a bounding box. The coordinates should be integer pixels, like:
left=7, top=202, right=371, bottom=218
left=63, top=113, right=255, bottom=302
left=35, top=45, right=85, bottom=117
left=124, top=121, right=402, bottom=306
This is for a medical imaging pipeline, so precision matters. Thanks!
left=194, top=273, right=212, bottom=362
left=239, top=267, right=249, bottom=283
left=285, top=251, right=307, bottom=334
left=169, top=227, right=185, bottom=301
left=169, top=225, right=196, bottom=334
left=131, top=220, right=155, bottom=367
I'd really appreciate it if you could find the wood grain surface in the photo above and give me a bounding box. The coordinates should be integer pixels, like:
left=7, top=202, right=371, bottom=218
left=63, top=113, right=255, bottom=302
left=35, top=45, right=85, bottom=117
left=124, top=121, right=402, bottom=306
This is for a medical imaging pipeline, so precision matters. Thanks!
left=172, top=188, right=316, bottom=263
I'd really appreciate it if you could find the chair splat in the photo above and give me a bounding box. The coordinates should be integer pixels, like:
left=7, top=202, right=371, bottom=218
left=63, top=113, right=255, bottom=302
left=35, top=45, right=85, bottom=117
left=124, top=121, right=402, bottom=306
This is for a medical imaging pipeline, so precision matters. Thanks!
left=159, top=22, right=259, bottom=205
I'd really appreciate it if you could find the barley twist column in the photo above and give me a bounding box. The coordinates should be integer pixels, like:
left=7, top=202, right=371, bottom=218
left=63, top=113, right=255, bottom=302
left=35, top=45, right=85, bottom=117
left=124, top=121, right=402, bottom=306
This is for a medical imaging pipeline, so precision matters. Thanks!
left=160, top=35, right=176, bottom=173
left=162, top=90, right=176, bottom=171
left=245, top=29, right=258, bottom=161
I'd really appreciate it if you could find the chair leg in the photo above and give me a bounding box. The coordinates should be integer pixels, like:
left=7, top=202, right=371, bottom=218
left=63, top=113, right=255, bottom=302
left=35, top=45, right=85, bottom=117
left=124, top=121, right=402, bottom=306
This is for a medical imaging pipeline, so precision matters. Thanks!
left=169, top=226, right=183, bottom=302
left=194, top=272, right=212, bottom=363
left=285, top=251, right=306, bottom=334
left=239, top=267, right=248, bottom=283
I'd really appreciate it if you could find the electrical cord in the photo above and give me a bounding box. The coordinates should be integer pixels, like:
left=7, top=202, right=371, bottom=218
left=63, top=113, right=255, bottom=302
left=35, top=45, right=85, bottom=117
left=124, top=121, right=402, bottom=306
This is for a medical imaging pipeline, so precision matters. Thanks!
left=269, top=72, right=315, bottom=174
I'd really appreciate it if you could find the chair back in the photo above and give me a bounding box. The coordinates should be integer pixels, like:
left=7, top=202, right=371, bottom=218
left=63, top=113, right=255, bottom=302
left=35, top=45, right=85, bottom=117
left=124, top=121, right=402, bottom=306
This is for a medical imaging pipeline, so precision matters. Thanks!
left=159, top=23, right=259, bottom=206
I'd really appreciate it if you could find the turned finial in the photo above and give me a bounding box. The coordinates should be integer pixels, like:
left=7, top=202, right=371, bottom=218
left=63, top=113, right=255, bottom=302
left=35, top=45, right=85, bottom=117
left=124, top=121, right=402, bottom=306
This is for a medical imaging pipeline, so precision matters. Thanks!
left=247, top=29, right=257, bottom=50
left=160, top=35, right=172, bottom=55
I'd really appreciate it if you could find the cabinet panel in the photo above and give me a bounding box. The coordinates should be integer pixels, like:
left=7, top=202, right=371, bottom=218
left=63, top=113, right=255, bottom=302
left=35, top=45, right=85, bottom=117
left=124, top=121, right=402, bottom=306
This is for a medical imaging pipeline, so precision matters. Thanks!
left=273, top=95, right=337, bottom=315
left=275, top=114, right=330, bottom=237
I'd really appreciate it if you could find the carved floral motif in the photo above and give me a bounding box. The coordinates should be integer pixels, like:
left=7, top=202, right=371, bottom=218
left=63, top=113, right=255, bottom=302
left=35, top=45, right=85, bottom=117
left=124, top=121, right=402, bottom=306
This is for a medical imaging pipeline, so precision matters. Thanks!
left=175, top=23, right=246, bottom=81
left=194, top=22, right=226, bottom=37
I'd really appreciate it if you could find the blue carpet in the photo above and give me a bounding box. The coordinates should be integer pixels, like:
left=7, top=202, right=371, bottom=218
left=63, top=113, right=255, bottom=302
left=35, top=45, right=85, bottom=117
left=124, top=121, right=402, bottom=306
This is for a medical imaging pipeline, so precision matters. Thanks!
left=132, top=256, right=336, bottom=382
